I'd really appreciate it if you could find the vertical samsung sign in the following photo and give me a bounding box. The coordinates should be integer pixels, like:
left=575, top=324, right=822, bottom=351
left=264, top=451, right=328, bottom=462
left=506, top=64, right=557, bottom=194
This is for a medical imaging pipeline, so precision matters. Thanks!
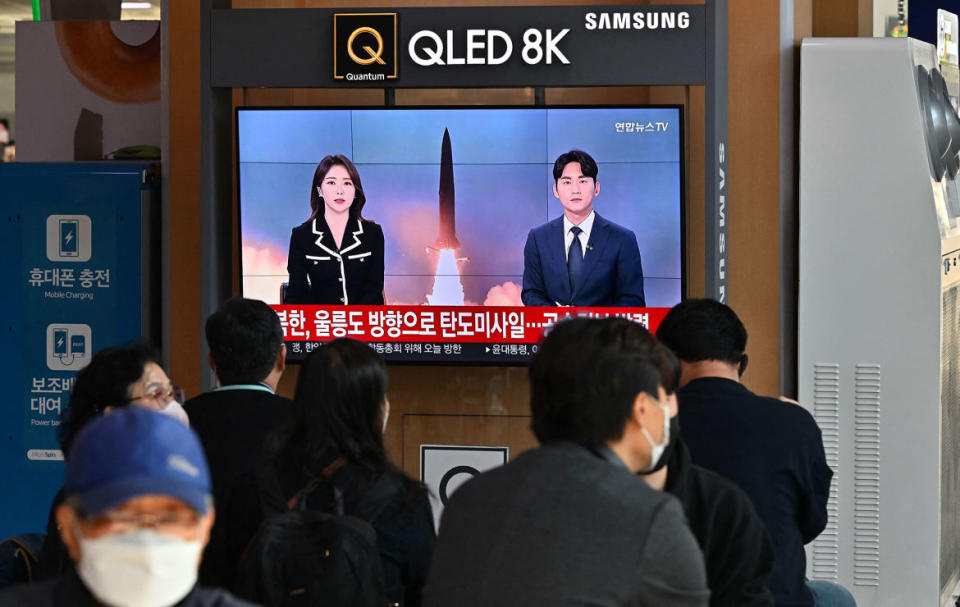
left=705, top=0, right=728, bottom=303
left=718, top=140, right=727, bottom=302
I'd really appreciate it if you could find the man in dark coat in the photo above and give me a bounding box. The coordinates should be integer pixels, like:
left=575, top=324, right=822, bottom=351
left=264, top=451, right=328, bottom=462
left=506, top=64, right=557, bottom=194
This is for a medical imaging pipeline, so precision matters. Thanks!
left=657, top=299, right=853, bottom=607
left=424, top=318, right=709, bottom=607
left=638, top=329, right=775, bottom=606
left=184, top=297, right=292, bottom=587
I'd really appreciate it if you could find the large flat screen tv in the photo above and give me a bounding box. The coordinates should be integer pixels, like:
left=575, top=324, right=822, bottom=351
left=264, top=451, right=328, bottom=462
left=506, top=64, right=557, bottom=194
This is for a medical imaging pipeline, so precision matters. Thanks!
left=238, top=106, right=684, bottom=363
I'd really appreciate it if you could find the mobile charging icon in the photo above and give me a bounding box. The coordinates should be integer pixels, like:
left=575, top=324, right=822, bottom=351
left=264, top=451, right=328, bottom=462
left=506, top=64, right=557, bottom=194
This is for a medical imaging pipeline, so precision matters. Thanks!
left=46, top=215, right=91, bottom=262
left=46, top=324, right=92, bottom=370
left=59, top=219, right=79, bottom=257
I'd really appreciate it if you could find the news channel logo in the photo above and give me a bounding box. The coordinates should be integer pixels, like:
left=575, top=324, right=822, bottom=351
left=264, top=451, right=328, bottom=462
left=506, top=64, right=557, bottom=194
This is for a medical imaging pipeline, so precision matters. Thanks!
left=46, top=214, right=92, bottom=262
left=333, top=13, right=398, bottom=81
left=46, top=323, right=92, bottom=371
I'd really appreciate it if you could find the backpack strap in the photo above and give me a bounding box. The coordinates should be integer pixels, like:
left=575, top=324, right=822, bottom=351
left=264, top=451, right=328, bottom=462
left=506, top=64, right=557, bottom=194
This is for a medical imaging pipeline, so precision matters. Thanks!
left=2, top=536, right=42, bottom=583
left=287, top=457, right=347, bottom=512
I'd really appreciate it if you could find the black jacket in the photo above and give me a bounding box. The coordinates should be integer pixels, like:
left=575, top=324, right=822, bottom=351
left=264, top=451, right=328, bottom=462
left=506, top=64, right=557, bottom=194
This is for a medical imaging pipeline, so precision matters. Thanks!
left=36, top=490, right=68, bottom=582
left=0, top=567, right=256, bottom=607
left=183, top=387, right=292, bottom=588
left=285, top=216, right=385, bottom=305
left=221, top=459, right=434, bottom=607
left=677, top=378, right=833, bottom=607
left=664, top=439, right=776, bottom=607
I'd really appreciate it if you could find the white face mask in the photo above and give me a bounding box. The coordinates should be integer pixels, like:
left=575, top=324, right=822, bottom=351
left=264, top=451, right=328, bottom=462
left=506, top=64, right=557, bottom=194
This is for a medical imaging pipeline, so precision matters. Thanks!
left=158, top=400, right=190, bottom=427
left=638, top=399, right=671, bottom=474
left=76, top=529, right=202, bottom=607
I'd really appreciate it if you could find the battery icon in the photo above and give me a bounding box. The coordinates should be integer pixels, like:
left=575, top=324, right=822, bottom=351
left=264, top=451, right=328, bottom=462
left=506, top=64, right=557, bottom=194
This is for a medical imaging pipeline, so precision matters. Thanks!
left=70, top=335, right=86, bottom=356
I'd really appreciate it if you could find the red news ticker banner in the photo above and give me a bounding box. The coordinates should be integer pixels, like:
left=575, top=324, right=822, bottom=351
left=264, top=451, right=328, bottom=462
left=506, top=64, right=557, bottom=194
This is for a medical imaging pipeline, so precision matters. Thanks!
left=273, top=305, right=671, bottom=344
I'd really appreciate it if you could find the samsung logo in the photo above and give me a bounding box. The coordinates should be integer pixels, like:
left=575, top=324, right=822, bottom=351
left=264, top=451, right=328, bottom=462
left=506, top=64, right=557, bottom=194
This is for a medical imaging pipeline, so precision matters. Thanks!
left=584, top=11, right=691, bottom=31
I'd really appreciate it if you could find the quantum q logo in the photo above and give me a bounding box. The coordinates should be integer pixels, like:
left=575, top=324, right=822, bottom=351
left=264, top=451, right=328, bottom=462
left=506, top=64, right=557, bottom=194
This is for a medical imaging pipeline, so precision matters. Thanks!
left=334, top=13, right=398, bottom=81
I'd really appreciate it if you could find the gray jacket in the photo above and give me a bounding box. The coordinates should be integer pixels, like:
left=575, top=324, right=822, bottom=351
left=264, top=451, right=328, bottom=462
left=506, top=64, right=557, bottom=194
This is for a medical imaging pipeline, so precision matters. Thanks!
left=423, top=442, right=710, bottom=607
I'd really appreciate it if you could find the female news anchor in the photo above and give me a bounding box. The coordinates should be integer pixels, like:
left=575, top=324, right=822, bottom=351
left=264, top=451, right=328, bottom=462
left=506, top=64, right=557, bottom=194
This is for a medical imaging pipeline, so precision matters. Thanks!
left=285, top=154, right=385, bottom=304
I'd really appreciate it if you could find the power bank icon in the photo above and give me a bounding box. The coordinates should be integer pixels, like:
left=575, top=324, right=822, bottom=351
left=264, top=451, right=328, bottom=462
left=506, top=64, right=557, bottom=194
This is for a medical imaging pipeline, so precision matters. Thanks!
left=46, top=324, right=92, bottom=370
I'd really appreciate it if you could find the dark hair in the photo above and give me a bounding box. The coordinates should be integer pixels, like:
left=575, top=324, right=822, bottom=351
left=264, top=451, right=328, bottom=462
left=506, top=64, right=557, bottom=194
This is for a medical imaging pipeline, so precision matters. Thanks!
left=308, top=154, right=367, bottom=221
left=279, top=339, right=395, bottom=476
left=205, top=297, right=283, bottom=385
left=59, top=343, right=161, bottom=457
left=530, top=317, right=674, bottom=445
left=656, top=298, right=748, bottom=366
left=552, top=149, right=599, bottom=183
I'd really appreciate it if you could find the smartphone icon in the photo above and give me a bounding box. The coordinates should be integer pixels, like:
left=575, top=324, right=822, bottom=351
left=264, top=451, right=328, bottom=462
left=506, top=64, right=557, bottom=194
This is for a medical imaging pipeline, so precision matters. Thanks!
left=53, top=329, right=68, bottom=355
left=47, top=215, right=91, bottom=262
left=59, top=219, right=79, bottom=257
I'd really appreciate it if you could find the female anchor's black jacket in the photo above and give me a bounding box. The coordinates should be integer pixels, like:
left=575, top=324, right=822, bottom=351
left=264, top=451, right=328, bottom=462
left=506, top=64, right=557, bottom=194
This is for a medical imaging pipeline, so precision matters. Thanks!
left=285, top=216, right=385, bottom=305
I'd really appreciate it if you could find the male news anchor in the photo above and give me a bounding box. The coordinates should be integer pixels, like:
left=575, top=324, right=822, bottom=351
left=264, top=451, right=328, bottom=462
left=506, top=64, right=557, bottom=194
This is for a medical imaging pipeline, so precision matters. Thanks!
left=522, top=149, right=646, bottom=307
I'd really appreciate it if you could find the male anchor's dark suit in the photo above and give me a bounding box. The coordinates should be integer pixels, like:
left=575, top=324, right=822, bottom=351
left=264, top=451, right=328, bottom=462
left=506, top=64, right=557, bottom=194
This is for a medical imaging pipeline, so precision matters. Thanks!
left=522, top=213, right=645, bottom=306
left=423, top=442, right=709, bottom=607
left=285, top=216, right=385, bottom=305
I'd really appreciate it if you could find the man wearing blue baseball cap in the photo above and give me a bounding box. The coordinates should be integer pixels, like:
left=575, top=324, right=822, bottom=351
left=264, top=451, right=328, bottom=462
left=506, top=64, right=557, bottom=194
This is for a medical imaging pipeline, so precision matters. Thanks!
left=0, top=407, right=256, bottom=606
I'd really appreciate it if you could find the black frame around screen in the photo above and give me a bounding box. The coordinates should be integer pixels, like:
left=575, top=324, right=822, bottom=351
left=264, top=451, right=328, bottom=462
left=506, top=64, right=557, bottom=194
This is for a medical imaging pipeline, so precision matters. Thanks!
left=235, top=103, right=686, bottom=365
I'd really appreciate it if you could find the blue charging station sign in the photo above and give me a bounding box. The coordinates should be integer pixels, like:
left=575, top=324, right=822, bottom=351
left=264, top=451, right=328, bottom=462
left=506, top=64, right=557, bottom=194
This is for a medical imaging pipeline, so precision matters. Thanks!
left=0, top=163, right=156, bottom=540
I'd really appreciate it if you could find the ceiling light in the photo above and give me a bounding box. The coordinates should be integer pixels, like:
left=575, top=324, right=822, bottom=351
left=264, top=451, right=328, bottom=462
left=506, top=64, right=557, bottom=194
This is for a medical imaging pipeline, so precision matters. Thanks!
left=121, top=2, right=152, bottom=8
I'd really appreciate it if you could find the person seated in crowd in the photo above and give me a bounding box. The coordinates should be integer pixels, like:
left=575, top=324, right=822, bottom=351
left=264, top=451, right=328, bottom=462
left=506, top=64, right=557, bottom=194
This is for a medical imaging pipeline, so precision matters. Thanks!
left=657, top=299, right=852, bottom=607
left=619, top=323, right=776, bottom=607
left=222, top=338, right=434, bottom=607
left=37, top=342, right=186, bottom=580
left=184, top=297, right=293, bottom=587
left=423, top=317, right=709, bottom=607
left=0, top=407, right=255, bottom=606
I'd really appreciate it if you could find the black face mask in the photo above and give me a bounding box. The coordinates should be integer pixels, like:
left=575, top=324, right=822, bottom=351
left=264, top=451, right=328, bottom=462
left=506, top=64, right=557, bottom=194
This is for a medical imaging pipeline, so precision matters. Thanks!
left=641, top=417, right=680, bottom=474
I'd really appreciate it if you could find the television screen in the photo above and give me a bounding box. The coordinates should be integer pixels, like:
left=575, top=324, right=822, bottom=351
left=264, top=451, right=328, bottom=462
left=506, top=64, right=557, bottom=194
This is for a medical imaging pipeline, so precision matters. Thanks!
left=238, top=106, right=683, bottom=363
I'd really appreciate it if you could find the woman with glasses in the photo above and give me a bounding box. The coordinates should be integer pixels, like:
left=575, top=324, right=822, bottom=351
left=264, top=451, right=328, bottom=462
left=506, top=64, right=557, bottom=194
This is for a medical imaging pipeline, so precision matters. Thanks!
left=35, top=342, right=187, bottom=581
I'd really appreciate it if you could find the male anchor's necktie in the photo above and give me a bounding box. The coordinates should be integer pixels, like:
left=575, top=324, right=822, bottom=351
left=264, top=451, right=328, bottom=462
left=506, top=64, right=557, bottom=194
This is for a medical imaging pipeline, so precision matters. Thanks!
left=568, top=226, right=583, bottom=294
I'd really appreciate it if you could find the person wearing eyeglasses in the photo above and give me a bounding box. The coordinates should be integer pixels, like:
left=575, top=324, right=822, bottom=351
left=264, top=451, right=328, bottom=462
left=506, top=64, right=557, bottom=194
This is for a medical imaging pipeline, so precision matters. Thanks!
left=36, top=343, right=188, bottom=582
left=0, top=406, right=257, bottom=607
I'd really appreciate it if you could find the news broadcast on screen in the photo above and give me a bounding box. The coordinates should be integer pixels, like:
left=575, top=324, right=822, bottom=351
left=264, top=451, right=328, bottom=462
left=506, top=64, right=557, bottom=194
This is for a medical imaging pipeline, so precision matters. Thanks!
left=238, top=106, right=684, bottom=362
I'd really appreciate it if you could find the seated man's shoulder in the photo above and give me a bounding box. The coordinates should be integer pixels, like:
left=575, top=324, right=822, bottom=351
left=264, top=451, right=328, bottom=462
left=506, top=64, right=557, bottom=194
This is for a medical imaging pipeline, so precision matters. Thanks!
left=506, top=444, right=668, bottom=505
left=690, top=463, right=761, bottom=514
left=752, top=391, right=819, bottom=428
left=192, top=585, right=261, bottom=606
left=186, top=390, right=291, bottom=411
left=0, top=579, right=58, bottom=606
